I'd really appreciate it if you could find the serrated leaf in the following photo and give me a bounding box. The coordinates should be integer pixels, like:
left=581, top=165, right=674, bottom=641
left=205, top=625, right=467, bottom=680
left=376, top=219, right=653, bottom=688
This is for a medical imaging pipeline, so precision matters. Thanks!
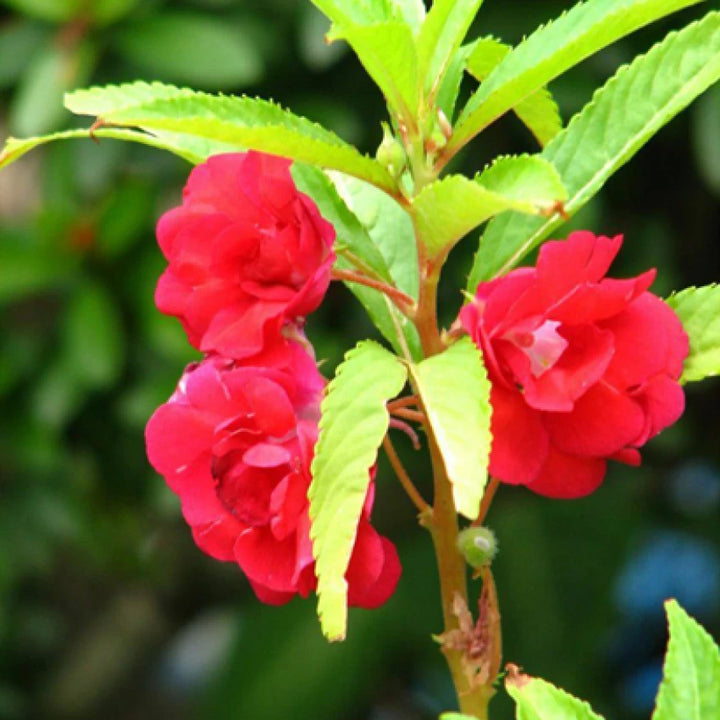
left=469, top=11, right=720, bottom=290
left=653, top=600, right=720, bottom=720
left=448, top=0, right=705, bottom=155
left=467, top=37, right=562, bottom=146
left=64, top=81, right=397, bottom=193
left=505, top=666, right=605, bottom=720
left=666, top=285, right=720, bottom=383
left=113, top=13, right=264, bottom=89
left=413, top=156, right=566, bottom=259
left=333, top=20, right=420, bottom=124
left=0, top=127, right=211, bottom=171
left=416, top=0, right=484, bottom=99
left=291, top=164, right=421, bottom=359
left=409, top=338, right=491, bottom=520
left=309, top=341, right=407, bottom=641
left=330, top=173, right=419, bottom=301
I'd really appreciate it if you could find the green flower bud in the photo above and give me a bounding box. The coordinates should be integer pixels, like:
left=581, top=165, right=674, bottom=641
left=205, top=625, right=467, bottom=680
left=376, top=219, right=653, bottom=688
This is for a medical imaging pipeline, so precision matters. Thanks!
left=457, top=526, right=498, bottom=569
left=376, top=122, right=407, bottom=176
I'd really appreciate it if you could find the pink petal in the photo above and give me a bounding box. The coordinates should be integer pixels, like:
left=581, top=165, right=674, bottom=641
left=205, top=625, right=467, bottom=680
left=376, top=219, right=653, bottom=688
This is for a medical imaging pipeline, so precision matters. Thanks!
left=527, top=446, right=606, bottom=498
left=543, top=382, right=646, bottom=456
left=488, top=384, right=550, bottom=485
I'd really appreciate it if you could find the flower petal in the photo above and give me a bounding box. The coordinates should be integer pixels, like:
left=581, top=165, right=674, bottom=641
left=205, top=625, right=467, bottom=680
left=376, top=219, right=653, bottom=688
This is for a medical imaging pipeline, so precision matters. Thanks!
left=527, top=446, right=606, bottom=498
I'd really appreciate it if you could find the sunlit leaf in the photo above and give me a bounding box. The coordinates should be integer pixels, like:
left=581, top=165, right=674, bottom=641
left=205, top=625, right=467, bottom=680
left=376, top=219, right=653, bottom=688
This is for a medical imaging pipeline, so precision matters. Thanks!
left=309, top=341, right=407, bottom=641
left=469, top=11, right=720, bottom=289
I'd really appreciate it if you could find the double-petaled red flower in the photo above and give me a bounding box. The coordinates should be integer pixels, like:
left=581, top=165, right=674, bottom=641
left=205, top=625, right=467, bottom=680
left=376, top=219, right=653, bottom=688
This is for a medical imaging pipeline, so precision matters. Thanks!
left=460, top=231, right=688, bottom=498
left=148, top=152, right=400, bottom=607
left=155, top=151, right=336, bottom=359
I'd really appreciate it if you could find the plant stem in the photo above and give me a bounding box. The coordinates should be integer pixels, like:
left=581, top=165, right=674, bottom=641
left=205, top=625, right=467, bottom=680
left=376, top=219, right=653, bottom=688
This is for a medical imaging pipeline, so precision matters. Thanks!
left=331, top=268, right=416, bottom=315
left=383, top=435, right=429, bottom=514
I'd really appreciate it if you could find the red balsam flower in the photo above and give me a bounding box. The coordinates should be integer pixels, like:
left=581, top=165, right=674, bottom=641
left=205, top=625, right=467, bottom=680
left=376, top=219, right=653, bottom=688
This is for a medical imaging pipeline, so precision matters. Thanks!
left=145, top=346, right=400, bottom=607
left=460, top=231, right=689, bottom=498
left=154, top=152, right=336, bottom=359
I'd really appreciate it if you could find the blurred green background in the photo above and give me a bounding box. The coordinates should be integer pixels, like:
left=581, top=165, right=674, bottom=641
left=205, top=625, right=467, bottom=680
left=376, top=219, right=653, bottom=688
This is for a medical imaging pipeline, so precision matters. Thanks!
left=1, top=1, right=719, bottom=718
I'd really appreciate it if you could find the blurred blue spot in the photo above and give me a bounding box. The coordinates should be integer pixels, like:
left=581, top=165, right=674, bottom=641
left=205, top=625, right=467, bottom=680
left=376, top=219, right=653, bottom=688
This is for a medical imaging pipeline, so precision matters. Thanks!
left=669, top=461, right=720, bottom=517
left=614, top=531, right=720, bottom=619
left=618, top=660, right=663, bottom=715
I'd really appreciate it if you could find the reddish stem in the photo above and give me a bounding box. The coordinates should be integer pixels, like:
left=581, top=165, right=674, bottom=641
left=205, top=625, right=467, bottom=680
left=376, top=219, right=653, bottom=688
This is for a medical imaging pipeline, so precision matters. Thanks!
left=331, top=268, right=416, bottom=315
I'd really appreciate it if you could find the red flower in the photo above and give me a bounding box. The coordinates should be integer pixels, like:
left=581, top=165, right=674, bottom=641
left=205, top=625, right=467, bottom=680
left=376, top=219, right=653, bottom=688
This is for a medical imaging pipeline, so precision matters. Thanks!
left=460, top=231, right=688, bottom=498
left=155, top=152, right=336, bottom=359
left=145, top=346, right=400, bottom=607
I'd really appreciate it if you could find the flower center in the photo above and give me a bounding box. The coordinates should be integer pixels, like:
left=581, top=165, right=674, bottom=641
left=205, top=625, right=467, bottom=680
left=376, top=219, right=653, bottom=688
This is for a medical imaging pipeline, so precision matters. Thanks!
left=503, top=319, right=568, bottom=378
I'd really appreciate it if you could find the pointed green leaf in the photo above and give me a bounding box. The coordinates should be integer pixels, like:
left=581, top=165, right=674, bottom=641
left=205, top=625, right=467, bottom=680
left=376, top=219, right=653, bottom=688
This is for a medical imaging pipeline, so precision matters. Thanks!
left=466, top=37, right=563, bottom=146
left=469, top=11, right=720, bottom=290
left=409, top=338, right=491, bottom=520
left=332, top=20, right=420, bottom=123
left=448, top=0, right=705, bottom=155
left=414, top=156, right=566, bottom=258
left=64, top=81, right=397, bottom=193
left=309, top=341, right=407, bottom=641
left=440, top=714, right=477, bottom=720
left=416, top=0, right=484, bottom=98
left=0, top=126, right=212, bottom=171
left=666, top=285, right=720, bottom=383
left=505, top=666, right=605, bottom=720
left=653, top=600, right=720, bottom=720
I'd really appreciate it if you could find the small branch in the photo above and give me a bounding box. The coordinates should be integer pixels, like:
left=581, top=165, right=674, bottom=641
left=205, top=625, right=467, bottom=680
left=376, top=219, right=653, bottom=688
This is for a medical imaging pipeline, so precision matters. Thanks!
left=389, top=417, right=421, bottom=450
left=391, top=408, right=426, bottom=424
left=383, top=435, right=430, bottom=513
left=387, top=395, right=420, bottom=412
left=473, top=477, right=500, bottom=527
left=331, top=268, right=416, bottom=315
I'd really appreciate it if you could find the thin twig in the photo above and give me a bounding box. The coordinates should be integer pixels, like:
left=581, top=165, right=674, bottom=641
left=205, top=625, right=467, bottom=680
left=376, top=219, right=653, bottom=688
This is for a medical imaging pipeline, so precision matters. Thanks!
left=387, top=395, right=420, bottom=412
left=473, top=477, right=500, bottom=527
left=331, top=268, right=416, bottom=315
left=383, top=435, right=430, bottom=513
left=391, top=408, right=426, bottom=424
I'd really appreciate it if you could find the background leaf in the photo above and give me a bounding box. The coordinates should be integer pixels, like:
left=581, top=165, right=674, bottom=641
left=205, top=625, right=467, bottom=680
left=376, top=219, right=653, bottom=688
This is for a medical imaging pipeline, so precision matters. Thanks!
left=667, top=285, right=720, bottom=383
left=469, top=11, right=720, bottom=289
left=413, top=156, right=566, bottom=258
left=409, top=338, right=491, bottom=520
left=112, top=13, right=265, bottom=89
left=505, top=666, right=606, bottom=720
left=309, top=341, right=407, bottom=641
left=448, top=0, right=705, bottom=154
left=653, top=600, right=720, bottom=720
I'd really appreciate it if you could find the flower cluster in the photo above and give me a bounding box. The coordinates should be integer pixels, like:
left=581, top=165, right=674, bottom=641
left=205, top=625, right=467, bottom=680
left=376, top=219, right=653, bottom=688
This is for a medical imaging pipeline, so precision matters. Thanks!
left=146, top=152, right=400, bottom=606
left=460, top=231, right=689, bottom=498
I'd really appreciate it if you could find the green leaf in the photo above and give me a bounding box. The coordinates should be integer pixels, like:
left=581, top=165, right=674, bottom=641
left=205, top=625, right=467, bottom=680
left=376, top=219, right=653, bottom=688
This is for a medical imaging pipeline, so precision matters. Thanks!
left=653, top=600, right=720, bottom=720
left=416, top=0, right=484, bottom=99
left=0, top=22, right=49, bottom=90
left=0, top=0, right=82, bottom=22
left=440, top=714, right=478, bottom=720
left=413, top=156, right=566, bottom=259
left=469, top=11, right=720, bottom=290
left=9, top=41, right=96, bottom=136
left=666, top=285, right=720, bottom=383
left=64, top=81, right=397, bottom=193
left=333, top=21, right=420, bottom=123
left=113, top=13, right=264, bottom=89
left=290, top=164, right=420, bottom=358
left=309, top=341, right=407, bottom=641
left=466, top=37, right=562, bottom=146
left=330, top=173, right=418, bottom=300
left=62, top=281, right=125, bottom=390
left=449, top=0, right=705, bottom=155
left=409, top=338, right=491, bottom=520
left=505, top=665, right=605, bottom=720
